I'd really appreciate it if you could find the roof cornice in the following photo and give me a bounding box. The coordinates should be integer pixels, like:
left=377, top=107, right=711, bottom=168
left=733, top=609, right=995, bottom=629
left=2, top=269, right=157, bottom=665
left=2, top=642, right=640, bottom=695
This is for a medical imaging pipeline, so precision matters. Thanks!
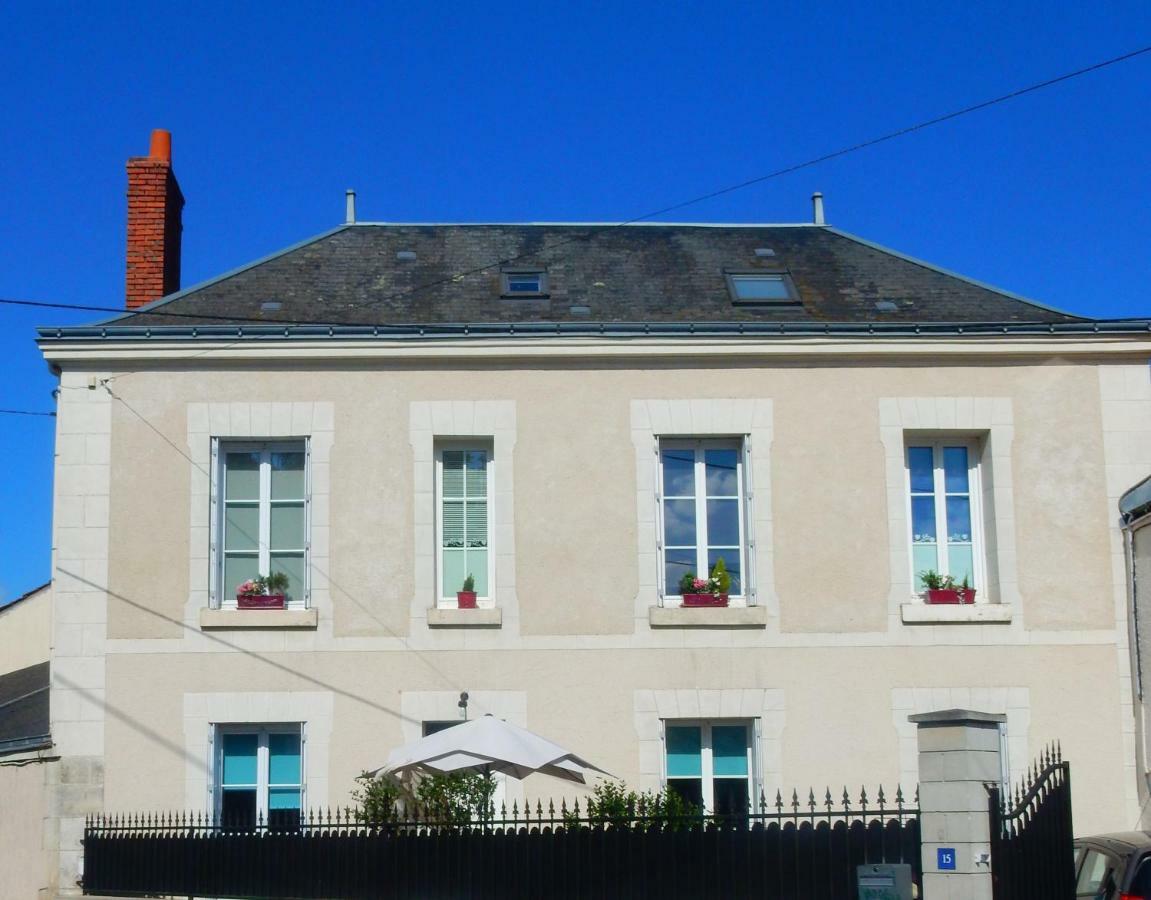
left=36, top=320, right=1151, bottom=367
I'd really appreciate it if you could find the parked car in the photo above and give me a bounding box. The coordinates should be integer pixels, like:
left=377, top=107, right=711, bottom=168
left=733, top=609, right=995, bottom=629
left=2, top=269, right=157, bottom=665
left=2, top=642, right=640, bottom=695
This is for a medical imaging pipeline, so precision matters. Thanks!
left=1074, top=833, right=1151, bottom=898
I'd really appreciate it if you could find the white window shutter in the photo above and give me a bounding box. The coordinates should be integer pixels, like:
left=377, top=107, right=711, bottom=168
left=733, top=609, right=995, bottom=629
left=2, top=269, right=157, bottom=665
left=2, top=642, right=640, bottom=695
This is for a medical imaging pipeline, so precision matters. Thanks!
left=653, top=441, right=665, bottom=604
left=742, top=435, right=758, bottom=606
left=209, top=439, right=219, bottom=608
left=304, top=439, right=312, bottom=606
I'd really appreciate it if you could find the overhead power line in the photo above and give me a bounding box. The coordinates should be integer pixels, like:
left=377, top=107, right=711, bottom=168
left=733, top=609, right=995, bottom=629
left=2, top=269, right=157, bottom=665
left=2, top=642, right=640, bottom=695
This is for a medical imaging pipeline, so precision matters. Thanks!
left=0, top=408, right=55, bottom=417
left=5, top=43, right=1150, bottom=328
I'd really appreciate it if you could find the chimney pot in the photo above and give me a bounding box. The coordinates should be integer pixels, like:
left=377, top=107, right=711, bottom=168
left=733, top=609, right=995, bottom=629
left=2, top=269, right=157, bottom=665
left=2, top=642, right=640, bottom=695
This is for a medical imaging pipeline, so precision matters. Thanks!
left=149, top=128, right=172, bottom=163
left=812, top=192, right=825, bottom=226
left=345, top=189, right=356, bottom=224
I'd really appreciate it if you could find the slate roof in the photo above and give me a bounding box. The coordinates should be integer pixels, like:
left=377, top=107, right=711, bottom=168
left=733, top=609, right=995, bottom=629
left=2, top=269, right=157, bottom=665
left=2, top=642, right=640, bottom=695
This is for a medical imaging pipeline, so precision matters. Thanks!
left=0, top=661, right=50, bottom=755
left=110, top=223, right=1082, bottom=328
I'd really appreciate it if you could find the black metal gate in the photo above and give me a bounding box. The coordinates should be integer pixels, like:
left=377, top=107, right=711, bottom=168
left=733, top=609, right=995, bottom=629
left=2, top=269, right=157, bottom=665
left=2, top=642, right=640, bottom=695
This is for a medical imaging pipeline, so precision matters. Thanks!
left=986, top=744, right=1075, bottom=900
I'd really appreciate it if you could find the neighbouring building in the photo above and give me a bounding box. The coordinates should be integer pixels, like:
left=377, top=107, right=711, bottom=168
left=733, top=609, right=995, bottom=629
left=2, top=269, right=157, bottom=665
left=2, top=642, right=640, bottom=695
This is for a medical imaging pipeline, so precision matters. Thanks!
left=0, top=583, right=53, bottom=899
left=25, top=130, right=1151, bottom=895
left=1121, top=475, right=1151, bottom=827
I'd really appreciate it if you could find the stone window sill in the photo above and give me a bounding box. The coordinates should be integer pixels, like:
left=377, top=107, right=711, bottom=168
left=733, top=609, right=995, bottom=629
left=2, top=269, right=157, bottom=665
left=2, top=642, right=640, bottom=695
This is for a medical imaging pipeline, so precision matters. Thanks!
left=428, top=607, right=503, bottom=628
left=900, top=603, right=1013, bottom=625
left=649, top=606, right=768, bottom=628
left=199, top=608, right=319, bottom=629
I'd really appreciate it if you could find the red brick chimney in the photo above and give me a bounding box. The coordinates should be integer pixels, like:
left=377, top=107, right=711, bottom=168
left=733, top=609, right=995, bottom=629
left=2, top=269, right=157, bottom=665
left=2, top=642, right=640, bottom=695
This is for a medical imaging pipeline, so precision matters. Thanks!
left=126, top=129, right=184, bottom=309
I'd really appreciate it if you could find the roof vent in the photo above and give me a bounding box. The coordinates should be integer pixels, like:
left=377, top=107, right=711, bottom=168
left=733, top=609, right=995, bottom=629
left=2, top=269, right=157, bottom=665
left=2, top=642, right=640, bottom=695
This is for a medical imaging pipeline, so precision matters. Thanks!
left=396, top=250, right=417, bottom=261
left=754, top=248, right=775, bottom=258
left=875, top=299, right=898, bottom=312
left=569, top=305, right=591, bottom=316
left=260, top=300, right=283, bottom=311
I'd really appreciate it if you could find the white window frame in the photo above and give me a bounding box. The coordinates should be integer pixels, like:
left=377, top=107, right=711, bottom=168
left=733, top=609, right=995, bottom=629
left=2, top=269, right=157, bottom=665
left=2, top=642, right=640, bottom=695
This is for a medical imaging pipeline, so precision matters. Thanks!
left=435, top=441, right=495, bottom=609
left=660, top=718, right=757, bottom=813
left=211, top=723, right=306, bottom=826
left=212, top=439, right=311, bottom=610
left=656, top=438, right=750, bottom=606
left=903, top=437, right=987, bottom=599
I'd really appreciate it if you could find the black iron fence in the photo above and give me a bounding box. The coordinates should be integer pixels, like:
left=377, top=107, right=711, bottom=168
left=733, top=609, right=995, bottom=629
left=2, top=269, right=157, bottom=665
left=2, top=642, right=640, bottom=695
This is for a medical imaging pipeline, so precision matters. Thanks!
left=83, top=786, right=920, bottom=899
left=987, top=744, right=1075, bottom=900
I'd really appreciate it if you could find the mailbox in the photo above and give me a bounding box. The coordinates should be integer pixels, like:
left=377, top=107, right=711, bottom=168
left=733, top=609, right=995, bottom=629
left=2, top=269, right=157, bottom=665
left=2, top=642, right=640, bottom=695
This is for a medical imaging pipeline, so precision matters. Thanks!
left=856, top=863, right=914, bottom=900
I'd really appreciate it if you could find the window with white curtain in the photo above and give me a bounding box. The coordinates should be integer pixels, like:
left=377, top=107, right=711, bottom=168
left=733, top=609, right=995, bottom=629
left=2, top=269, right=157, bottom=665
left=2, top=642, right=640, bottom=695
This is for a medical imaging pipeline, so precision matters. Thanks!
left=215, top=441, right=309, bottom=608
left=906, top=439, right=985, bottom=593
left=436, top=445, right=493, bottom=606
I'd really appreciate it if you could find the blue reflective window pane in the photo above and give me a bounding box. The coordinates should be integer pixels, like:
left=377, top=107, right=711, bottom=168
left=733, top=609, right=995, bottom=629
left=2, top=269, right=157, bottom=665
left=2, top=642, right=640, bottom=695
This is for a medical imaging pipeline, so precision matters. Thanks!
left=712, top=726, right=748, bottom=777
left=269, top=733, right=301, bottom=784
left=222, top=733, right=258, bottom=786
left=269, top=788, right=302, bottom=810
left=665, top=726, right=702, bottom=777
left=661, top=450, right=695, bottom=497
left=733, top=276, right=789, bottom=300
left=943, top=447, right=970, bottom=493
left=706, top=499, right=740, bottom=546
left=665, top=556, right=696, bottom=595
left=907, top=447, right=934, bottom=493
left=704, top=449, right=738, bottom=496
left=911, top=496, right=937, bottom=542
left=664, top=499, right=698, bottom=546
left=707, top=549, right=741, bottom=595
left=946, top=497, right=972, bottom=542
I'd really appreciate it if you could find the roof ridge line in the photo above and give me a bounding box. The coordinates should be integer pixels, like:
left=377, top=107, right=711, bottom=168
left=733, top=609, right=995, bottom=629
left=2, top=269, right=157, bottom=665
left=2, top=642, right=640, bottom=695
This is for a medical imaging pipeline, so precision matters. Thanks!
left=342, top=221, right=827, bottom=228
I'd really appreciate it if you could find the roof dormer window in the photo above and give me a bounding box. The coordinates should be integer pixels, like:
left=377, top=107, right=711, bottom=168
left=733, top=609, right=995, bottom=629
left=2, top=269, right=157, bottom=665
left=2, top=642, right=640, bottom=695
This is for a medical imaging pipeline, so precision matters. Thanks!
left=725, top=272, right=799, bottom=305
left=502, top=270, right=548, bottom=297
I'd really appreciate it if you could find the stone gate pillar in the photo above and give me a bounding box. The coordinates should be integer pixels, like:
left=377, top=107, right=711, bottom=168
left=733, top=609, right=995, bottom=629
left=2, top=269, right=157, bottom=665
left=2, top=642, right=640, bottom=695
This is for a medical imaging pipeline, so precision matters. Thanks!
left=909, top=709, right=1005, bottom=900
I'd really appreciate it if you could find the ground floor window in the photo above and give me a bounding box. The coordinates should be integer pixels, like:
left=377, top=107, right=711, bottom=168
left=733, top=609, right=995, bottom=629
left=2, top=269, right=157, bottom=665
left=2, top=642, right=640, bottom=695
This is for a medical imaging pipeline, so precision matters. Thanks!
left=664, top=720, right=753, bottom=814
left=216, top=724, right=303, bottom=830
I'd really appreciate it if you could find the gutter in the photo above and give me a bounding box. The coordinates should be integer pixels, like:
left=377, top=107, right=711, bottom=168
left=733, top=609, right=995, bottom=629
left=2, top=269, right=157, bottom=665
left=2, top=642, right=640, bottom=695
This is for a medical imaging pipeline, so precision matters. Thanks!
left=36, top=318, right=1151, bottom=344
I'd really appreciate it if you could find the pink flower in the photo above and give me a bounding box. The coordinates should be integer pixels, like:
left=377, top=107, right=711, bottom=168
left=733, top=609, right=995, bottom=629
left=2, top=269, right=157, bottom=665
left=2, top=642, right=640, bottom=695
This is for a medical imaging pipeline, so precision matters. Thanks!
left=692, top=578, right=708, bottom=590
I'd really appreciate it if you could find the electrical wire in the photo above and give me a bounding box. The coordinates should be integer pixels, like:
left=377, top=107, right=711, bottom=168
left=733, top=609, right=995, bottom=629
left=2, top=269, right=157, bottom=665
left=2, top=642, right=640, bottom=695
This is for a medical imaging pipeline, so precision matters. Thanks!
left=4, top=42, right=1149, bottom=328
left=0, top=408, right=55, bottom=417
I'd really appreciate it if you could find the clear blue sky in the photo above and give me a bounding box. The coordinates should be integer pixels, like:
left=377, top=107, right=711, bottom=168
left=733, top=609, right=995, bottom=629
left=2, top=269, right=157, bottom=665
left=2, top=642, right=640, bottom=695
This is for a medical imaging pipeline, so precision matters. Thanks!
left=1, top=1, right=1148, bottom=602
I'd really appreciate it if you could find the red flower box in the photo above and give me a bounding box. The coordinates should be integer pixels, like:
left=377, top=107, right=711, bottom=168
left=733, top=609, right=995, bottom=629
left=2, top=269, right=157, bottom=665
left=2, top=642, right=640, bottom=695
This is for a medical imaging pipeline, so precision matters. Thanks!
left=237, top=593, right=286, bottom=610
left=457, top=591, right=477, bottom=609
left=682, top=593, right=729, bottom=608
left=926, top=588, right=976, bottom=605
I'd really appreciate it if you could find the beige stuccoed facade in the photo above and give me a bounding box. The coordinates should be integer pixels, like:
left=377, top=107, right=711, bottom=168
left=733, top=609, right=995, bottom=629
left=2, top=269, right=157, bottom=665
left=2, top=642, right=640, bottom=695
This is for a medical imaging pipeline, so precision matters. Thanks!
left=33, top=335, right=1151, bottom=895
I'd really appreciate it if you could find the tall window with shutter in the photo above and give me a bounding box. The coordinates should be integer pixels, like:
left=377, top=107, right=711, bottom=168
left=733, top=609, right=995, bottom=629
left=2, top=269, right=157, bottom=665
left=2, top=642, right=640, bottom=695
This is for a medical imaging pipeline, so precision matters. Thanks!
left=437, top=445, right=493, bottom=606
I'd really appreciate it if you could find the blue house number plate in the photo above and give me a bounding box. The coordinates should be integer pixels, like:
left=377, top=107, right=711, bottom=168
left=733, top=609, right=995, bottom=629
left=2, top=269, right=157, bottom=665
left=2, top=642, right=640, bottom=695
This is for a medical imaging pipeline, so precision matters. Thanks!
left=937, top=848, right=956, bottom=871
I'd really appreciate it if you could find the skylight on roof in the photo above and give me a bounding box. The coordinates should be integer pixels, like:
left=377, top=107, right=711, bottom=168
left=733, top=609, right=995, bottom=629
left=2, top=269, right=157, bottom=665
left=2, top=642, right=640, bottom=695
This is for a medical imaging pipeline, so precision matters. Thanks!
left=501, top=270, right=548, bottom=297
left=726, top=273, right=798, bottom=305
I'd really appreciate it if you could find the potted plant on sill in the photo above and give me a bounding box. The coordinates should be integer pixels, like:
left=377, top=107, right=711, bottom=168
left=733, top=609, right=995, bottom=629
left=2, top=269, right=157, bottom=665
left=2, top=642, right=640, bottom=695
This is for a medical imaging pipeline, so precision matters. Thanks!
left=236, top=573, right=289, bottom=609
left=919, top=570, right=976, bottom=605
left=679, top=558, right=731, bottom=608
left=457, top=574, right=478, bottom=610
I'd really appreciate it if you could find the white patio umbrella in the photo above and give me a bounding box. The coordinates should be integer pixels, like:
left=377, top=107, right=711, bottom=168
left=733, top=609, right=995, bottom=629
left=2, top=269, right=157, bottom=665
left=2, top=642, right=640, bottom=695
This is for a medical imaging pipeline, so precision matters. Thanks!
left=377, top=714, right=611, bottom=785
